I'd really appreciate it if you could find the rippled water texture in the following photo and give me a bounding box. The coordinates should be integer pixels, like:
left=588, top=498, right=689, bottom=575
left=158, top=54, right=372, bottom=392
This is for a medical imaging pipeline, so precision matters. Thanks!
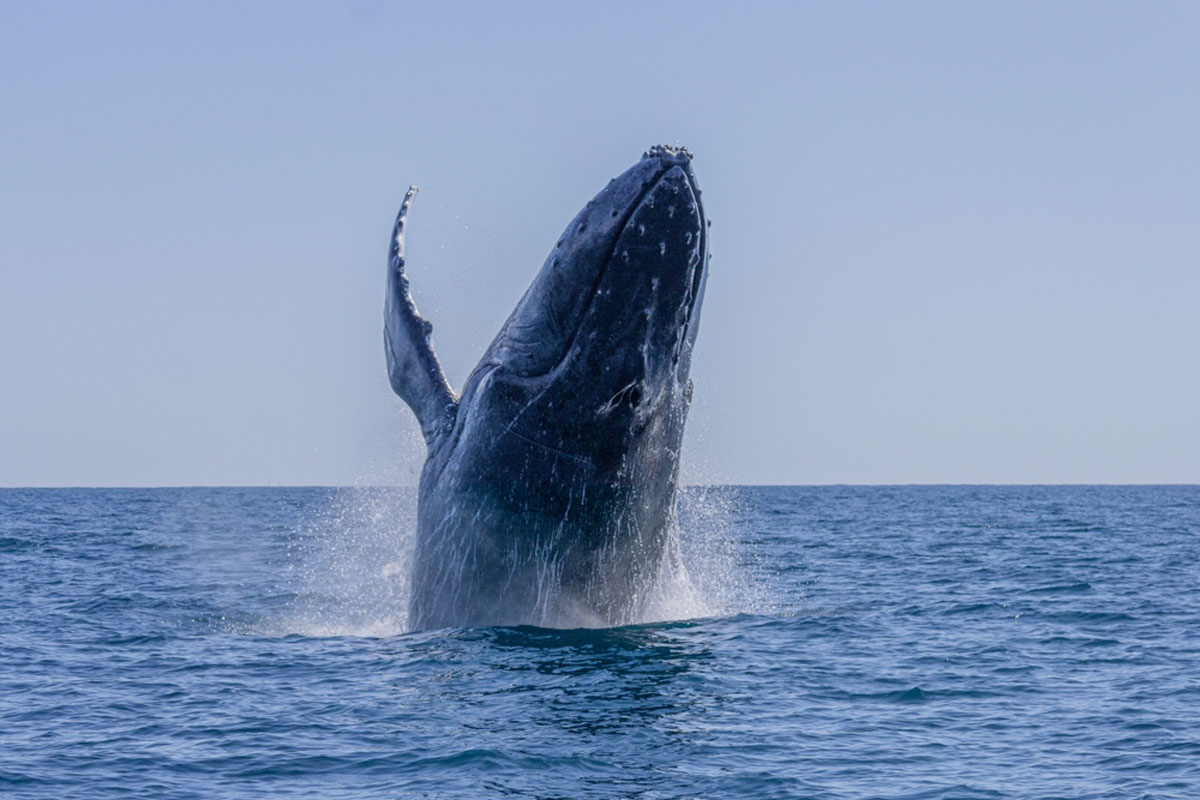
left=2, top=486, right=1199, bottom=799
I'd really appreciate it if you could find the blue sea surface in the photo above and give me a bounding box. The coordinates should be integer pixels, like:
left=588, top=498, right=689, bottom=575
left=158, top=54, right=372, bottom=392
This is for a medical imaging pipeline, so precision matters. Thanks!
left=2, top=486, right=1198, bottom=799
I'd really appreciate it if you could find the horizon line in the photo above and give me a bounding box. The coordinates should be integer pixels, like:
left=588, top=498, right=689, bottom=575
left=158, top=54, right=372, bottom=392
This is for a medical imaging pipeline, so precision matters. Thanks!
left=2, top=482, right=1198, bottom=490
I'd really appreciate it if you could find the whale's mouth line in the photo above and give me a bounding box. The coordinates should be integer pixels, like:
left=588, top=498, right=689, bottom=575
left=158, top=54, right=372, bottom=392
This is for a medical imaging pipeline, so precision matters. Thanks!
left=553, top=163, right=706, bottom=380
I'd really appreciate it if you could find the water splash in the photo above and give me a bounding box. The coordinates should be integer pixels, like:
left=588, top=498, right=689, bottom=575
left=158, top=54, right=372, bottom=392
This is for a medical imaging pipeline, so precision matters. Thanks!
left=270, top=484, right=759, bottom=637
left=673, top=486, right=776, bottom=618
left=272, top=486, right=417, bottom=638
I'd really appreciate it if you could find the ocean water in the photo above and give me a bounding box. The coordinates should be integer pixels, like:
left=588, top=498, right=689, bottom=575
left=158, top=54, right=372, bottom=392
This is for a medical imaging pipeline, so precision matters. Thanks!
left=1, top=485, right=1198, bottom=799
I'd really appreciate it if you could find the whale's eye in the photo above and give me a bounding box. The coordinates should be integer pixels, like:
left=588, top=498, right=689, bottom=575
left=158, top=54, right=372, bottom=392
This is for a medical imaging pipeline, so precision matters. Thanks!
left=598, top=381, right=643, bottom=416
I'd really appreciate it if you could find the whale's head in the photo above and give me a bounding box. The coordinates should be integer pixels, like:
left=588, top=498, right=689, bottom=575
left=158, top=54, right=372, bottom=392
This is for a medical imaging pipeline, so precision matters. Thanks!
left=439, top=146, right=708, bottom=488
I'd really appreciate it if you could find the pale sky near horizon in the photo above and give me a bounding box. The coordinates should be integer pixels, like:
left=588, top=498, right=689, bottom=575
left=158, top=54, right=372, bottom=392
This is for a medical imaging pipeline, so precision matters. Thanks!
left=2, top=1, right=1198, bottom=486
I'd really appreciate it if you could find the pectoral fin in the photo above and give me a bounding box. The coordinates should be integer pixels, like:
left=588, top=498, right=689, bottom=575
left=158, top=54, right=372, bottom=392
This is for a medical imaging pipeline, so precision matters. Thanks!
left=384, top=187, right=457, bottom=445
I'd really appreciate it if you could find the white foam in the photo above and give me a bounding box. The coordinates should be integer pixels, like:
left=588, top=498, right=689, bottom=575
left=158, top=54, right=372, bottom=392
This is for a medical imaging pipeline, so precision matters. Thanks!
left=268, top=483, right=758, bottom=637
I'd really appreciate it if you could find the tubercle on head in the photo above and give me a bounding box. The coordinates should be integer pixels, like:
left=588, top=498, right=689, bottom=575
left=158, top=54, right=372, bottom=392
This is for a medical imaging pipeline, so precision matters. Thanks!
left=643, top=144, right=693, bottom=161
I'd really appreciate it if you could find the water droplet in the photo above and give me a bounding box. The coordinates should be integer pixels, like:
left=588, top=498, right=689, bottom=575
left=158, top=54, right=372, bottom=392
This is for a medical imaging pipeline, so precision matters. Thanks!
left=637, top=224, right=646, bottom=236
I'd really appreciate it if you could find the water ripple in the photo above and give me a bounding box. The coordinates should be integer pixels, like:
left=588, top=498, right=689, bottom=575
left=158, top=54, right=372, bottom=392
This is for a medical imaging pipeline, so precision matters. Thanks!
left=1, top=486, right=1199, bottom=798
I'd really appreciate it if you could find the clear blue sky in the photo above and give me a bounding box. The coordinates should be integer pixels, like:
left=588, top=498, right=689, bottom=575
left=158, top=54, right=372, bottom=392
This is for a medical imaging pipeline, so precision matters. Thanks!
left=2, top=1, right=1197, bottom=486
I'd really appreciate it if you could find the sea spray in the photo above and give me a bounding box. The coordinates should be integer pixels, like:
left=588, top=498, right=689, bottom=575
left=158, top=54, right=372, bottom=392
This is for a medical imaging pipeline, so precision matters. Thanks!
left=276, top=484, right=761, bottom=636
left=277, top=486, right=417, bottom=637
left=674, top=485, right=780, bottom=618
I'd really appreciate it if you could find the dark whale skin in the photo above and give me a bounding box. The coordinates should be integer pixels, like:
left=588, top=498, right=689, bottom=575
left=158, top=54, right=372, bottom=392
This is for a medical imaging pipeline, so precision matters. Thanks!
left=384, top=146, right=708, bottom=630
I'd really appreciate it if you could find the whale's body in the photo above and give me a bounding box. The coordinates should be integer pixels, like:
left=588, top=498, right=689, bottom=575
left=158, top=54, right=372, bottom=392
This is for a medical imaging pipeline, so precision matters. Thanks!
left=384, top=147, right=709, bottom=630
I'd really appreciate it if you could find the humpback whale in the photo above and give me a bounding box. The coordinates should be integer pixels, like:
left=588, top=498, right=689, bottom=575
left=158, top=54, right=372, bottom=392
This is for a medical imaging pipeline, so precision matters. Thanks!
left=385, top=146, right=709, bottom=630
